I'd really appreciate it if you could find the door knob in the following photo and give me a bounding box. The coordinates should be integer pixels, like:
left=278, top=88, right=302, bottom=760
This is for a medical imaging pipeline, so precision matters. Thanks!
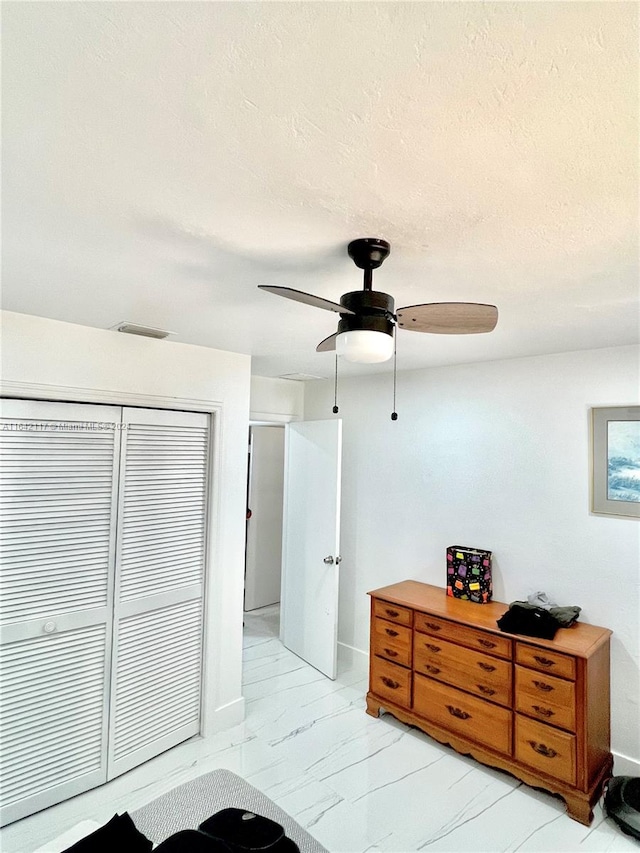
left=323, top=556, right=334, bottom=564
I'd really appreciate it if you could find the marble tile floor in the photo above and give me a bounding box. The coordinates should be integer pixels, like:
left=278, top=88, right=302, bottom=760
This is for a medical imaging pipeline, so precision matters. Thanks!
left=2, top=604, right=636, bottom=853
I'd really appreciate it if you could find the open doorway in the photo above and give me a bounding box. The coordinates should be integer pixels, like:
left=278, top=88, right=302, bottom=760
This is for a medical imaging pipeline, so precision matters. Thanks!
left=244, top=425, right=285, bottom=635
left=244, top=418, right=342, bottom=679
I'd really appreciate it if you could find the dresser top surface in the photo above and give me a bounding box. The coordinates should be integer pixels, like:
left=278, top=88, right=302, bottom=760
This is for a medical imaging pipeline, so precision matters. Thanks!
left=368, top=580, right=611, bottom=657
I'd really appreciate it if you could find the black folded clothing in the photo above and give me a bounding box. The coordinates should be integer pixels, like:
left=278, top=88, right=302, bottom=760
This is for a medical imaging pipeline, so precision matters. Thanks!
left=497, top=602, right=560, bottom=640
left=154, top=830, right=233, bottom=851
left=63, top=807, right=300, bottom=853
left=199, top=808, right=300, bottom=853
left=62, top=813, right=152, bottom=853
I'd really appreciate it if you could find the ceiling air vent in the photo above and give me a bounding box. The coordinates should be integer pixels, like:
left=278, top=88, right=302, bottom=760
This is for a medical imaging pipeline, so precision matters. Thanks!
left=111, top=322, right=175, bottom=340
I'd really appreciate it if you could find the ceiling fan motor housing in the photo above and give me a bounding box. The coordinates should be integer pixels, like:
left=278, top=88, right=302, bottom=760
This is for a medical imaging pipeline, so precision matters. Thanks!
left=338, top=290, right=395, bottom=338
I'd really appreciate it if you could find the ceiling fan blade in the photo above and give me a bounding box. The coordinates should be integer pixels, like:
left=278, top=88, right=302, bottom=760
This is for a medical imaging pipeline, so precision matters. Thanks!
left=316, top=332, right=338, bottom=352
left=396, top=303, right=498, bottom=334
left=258, top=285, right=355, bottom=315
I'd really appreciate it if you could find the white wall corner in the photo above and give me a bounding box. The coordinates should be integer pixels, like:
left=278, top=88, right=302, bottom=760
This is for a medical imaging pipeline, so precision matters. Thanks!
left=337, top=641, right=369, bottom=677
left=612, top=751, right=640, bottom=777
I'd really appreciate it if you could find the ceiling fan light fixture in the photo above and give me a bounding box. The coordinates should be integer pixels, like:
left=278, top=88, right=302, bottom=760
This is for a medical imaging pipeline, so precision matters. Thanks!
left=335, top=329, right=394, bottom=364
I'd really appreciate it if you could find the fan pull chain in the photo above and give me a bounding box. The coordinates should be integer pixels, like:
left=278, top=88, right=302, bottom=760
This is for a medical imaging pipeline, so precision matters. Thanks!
left=391, top=329, right=398, bottom=421
left=333, top=355, right=339, bottom=414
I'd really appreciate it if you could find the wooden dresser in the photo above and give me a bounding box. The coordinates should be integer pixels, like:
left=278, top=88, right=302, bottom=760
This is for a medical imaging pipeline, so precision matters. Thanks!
left=366, top=581, right=612, bottom=825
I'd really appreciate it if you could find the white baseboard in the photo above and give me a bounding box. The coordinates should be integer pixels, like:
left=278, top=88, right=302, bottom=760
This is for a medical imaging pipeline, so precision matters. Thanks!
left=612, top=750, right=640, bottom=777
left=337, top=641, right=368, bottom=675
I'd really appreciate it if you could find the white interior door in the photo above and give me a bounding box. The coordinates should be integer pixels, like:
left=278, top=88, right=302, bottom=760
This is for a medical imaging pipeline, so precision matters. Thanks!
left=0, top=399, right=121, bottom=827
left=244, top=426, right=285, bottom=611
left=107, top=407, right=208, bottom=779
left=280, top=419, right=342, bottom=679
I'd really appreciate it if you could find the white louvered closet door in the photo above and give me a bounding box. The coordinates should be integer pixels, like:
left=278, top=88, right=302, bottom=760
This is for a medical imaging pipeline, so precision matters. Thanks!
left=0, top=400, right=121, bottom=827
left=107, top=408, right=209, bottom=779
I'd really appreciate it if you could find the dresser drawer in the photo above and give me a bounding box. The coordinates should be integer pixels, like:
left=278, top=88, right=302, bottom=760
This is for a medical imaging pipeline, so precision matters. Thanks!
left=515, top=715, right=576, bottom=785
left=370, top=657, right=412, bottom=707
left=373, top=599, right=413, bottom=627
left=515, top=642, right=576, bottom=681
left=414, top=613, right=511, bottom=660
left=515, top=666, right=576, bottom=732
left=373, top=617, right=412, bottom=654
left=413, top=673, right=512, bottom=755
left=372, top=625, right=412, bottom=668
left=414, top=635, right=511, bottom=707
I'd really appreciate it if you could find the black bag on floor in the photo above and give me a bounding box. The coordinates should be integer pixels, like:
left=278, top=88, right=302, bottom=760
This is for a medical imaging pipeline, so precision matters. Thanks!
left=604, top=776, right=640, bottom=840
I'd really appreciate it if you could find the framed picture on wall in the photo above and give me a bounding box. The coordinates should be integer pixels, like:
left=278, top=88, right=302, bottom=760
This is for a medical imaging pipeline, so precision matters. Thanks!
left=591, top=406, right=640, bottom=518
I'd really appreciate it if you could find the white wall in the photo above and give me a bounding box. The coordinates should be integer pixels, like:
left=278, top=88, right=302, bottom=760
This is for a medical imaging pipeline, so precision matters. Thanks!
left=250, top=375, right=303, bottom=422
left=245, top=426, right=285, bottom=611
left=0, top=310, right=251, bottom=733
left=304, top=345, right=640, bottom=771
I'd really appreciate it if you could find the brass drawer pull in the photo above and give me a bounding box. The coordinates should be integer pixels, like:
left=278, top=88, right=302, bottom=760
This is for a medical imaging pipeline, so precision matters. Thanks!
left=385, top=628, right=399, bottom=637
left=385, top=608, right=399, bottom=618
left=381, top=676, right=399, bottom=689
left=477, top=662, right=496, bottom=672
left=534, top=655, right=555, bottom=667
left=528, top=740, right=557, bottom=759
left=424, top=664, right=440, bottom=675
left=477, top=685, right=495, bottom=696
left=478, top=638, right=496, bottom=649
left=533, top=680, right=553, bottom=692
left=424, top=621, right=441, bottom=632
left=532, top=705, right=554, bottom=718
left=446, top=705, right=471, bottom=720
left=424, top=643, right=441, bottom=653
left=384, top=648, right=398, bottom=658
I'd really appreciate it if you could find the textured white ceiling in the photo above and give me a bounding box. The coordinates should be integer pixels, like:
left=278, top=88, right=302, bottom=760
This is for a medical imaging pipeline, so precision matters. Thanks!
left=2, top=2, right=638, bottom=378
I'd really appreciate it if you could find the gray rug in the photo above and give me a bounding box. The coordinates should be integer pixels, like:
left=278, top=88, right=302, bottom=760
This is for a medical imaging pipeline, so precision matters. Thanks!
left=131, top=769, right=328, bottom=852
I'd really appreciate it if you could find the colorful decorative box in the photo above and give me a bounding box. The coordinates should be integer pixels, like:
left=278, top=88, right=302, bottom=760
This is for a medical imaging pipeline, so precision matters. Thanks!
left=446, top=546, right=492, bottom=603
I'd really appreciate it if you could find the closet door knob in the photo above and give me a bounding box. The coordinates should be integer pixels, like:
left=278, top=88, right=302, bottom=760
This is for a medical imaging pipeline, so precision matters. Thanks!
left=43, top=621, right=57, bottom=634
